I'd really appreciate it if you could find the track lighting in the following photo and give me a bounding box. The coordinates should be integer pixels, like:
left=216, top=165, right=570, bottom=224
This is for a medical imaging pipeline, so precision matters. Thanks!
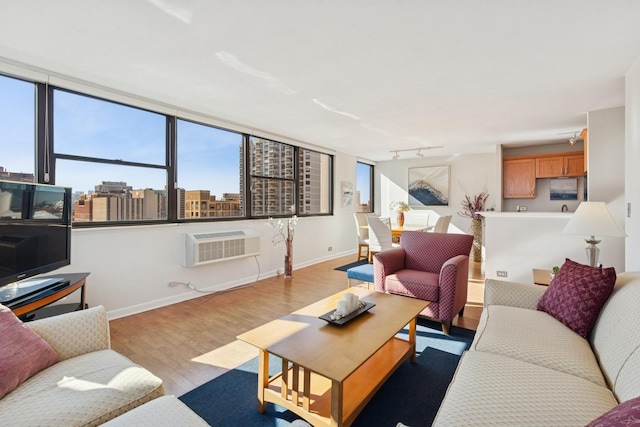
left=389, top=146, right=443, bottom=160
left=563, top=131, right=584, bottom=146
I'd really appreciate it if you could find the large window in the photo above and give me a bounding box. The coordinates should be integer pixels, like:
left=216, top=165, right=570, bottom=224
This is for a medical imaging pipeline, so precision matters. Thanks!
left=0, top=75, right=35, bottom=182
left=52, top=89, right=168, bottom=223
left=177, top=119, right=243, bottom=219
left=356, top=162, right=373, bottom=212
left=0, top=72, right=333, bottom=225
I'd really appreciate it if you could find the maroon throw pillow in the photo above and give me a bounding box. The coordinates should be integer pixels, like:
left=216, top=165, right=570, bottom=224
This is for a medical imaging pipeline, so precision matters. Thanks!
left=537, top=258, right=616, bottom=338
left=0, top=304, right=59, bottom=399
left=586, top=395, right=640, bottom=426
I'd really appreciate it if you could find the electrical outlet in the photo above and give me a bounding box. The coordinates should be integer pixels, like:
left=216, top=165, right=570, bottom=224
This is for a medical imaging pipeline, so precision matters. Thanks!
left=519, top=206, right=527, bottom=211
left=497, top=271, right=508, bottom=278
left=328, top=246, right=333, bottom=251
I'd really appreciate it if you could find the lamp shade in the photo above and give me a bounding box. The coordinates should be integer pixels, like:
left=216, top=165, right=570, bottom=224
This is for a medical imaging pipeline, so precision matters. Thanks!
left=562, top=202, right=626, bottom=238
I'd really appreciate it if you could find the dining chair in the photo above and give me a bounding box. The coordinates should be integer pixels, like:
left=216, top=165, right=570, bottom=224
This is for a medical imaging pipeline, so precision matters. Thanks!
left=433, top=215, right=452, bottom=233
left=367, top=216, right=399, bottom=262
left=353, top=213, right=370, bottom=261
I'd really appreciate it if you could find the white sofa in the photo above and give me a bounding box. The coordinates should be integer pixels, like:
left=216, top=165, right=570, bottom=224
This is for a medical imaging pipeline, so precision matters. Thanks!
left=0, top=305, right=166, bottom=427
left=433, top=271, right=640, bottom=426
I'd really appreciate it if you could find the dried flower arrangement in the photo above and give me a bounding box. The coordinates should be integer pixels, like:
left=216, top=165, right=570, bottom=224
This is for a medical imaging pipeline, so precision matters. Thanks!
left=458, top=190, right=489, bottom=220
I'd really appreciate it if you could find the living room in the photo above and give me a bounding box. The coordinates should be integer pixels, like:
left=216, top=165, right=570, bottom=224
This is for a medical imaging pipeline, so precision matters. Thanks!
left=2, top=1, right=640, bottom=426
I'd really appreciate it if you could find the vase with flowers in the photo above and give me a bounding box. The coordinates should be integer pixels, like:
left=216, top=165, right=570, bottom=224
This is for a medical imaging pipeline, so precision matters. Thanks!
left=266, top=215, right=298, bottom=278
left=458, top=190, right=489, bottom=262
left=390, top=201, right=410, bottom=226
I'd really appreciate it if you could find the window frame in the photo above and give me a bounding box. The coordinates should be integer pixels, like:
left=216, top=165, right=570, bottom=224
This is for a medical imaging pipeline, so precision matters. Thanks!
left=0, top=73, right=334, bottom=226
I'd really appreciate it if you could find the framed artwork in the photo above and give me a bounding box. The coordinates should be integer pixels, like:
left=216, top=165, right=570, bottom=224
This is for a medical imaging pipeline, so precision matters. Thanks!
left=341, top=181, right=354, bottom=208
left=408, top=165, right=450, bottom=206
left=550, top=178, right=578, bottom=200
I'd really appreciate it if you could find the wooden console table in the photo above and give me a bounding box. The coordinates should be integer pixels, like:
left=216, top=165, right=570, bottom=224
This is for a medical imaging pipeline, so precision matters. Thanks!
left=9, top=273, right=90, bottom=317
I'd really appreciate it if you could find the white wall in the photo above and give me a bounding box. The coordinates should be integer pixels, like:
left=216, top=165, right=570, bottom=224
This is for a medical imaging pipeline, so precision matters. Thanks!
left=483, top=212, right=625, bottom=283
left=374, top=151, right=499, bottom=235
left=587, top=106, right=626, bottom=271
left=626, top=56, right=640, bottom=270
left=54, top=151, right=360, bottom=319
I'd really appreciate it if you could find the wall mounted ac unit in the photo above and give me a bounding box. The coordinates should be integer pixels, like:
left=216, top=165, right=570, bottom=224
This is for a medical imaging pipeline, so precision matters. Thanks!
left=183, top=229, right=260, bottom=267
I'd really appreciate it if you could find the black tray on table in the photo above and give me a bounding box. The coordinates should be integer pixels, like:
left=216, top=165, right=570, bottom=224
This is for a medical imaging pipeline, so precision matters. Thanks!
left=319, top=302, right=376, bottom=325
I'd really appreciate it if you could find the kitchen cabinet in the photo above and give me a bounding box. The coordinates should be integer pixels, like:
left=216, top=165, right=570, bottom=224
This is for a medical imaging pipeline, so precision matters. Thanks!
left=536, top=154, right=584, bottom=178
left=503, top=158, right=536, bottom=198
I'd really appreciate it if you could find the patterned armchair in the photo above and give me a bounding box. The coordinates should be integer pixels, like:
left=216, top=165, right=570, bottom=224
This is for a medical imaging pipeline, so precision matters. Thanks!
left=373, top=231, right=474, bottom=334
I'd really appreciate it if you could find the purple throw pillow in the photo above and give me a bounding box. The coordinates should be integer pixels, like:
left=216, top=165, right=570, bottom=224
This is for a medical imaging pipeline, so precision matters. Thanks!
left=0, top=304, right=59, bottom=399
left=586, top=395, right=640, bottom=426
left=537, top=258, right=616, bottom=338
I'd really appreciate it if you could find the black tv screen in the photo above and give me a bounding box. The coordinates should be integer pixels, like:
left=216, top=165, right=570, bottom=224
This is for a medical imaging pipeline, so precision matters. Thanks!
left=0, top=180, right=72, bottom=289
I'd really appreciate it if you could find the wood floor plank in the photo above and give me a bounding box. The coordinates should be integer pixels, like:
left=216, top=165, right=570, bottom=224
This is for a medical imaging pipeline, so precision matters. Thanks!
left=109, top=255, right=484, bottom=396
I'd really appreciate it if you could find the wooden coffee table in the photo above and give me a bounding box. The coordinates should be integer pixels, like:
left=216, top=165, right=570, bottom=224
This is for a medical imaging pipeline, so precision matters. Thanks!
left=237, top=287, right=429, bottom=427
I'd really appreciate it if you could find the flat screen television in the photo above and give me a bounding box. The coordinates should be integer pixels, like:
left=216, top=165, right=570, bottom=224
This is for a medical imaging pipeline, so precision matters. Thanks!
left=0, top=180, right=72, bottom=296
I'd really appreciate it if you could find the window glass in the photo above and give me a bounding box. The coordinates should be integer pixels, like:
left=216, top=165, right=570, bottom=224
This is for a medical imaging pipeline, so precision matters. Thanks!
left=53, top=89, right=165, bottom=164
left=356, top=162, right=373, bottom=212
left=177, top=119, right=243, bottom=219
left=52, top=90, right=168, bottom=223
left=250, top=137, right=296, bottom=216
left=56, top=159, right=167, bottom=222
left=0, top=75, right=35, bottom=182
left=298, top=148, right=331, bottom=214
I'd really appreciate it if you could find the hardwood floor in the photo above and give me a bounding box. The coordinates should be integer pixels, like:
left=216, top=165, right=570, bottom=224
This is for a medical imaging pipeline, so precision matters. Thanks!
left=109, top=255, right=485, bottom=396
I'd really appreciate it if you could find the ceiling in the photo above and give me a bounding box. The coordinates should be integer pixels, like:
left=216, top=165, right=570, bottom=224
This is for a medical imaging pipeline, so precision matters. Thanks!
left=1, top=0, right=640, bottom=161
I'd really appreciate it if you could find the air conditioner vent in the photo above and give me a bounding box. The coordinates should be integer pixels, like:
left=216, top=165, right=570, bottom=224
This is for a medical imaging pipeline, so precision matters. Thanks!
left=183, top=229, right=260, bottom=267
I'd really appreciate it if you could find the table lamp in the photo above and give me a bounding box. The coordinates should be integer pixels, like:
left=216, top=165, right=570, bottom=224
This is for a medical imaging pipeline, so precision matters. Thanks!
left=562, top=201, right=626, bottom=267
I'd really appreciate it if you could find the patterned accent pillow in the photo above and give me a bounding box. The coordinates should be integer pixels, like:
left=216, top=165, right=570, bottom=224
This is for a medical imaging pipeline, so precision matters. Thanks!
left=586, top=395, right=640, bottom=426
left=537, top=258, right=616, bottom=338
left=0, top=304, right=59, bottom=399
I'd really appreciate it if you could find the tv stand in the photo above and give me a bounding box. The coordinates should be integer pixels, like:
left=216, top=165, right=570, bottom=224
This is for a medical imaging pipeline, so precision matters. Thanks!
left=8, top=273, right=90, bottom=319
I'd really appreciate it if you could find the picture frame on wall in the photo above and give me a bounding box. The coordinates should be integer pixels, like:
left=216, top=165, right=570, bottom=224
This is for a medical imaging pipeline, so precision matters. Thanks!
left=550, top=178, right=578, bottom=200
left=341, top=181, right=354, bottom=208
left=408, top=165, right=450, bottom=206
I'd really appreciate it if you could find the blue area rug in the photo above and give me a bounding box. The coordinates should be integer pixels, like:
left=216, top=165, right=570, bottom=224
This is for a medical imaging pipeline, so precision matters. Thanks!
left=179, top=318, right=474, bottom=426
left=334, top=259, right=368, bottom=272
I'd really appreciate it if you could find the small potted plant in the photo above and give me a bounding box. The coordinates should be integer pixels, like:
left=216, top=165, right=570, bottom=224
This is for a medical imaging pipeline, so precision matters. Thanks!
left=551, top=266, right=559, bottom=280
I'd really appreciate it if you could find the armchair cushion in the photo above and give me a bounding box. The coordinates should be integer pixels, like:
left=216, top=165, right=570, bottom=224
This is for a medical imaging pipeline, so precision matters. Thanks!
left=384, top=270, right=440, bottom=300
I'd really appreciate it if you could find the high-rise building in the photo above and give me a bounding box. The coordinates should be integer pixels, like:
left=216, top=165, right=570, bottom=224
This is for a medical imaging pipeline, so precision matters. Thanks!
left=72, top=182, right=167, bottom=222
left=0, top=166, right=34, bottom=183
left=248, top=138, right=295, bottom=216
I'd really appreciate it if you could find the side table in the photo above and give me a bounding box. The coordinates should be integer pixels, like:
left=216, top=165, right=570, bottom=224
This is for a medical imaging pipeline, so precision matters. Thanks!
left=532, top=269, right=552, bottom=286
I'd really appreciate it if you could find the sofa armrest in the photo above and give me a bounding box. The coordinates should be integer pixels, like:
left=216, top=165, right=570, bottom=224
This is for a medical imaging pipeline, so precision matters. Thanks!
left=26, top=305, right=111, bottom=361
left=484, top=279, right=547, bottom=310
left=373, top=247, right=406, bottom=292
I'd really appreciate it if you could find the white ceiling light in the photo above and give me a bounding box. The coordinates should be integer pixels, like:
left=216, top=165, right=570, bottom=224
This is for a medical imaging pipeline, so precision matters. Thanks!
left=390, top=146, right=443, bottom=160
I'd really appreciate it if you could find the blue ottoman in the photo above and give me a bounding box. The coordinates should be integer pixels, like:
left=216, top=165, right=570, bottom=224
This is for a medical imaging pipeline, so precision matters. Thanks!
left=346, top=263, right=374, bottom=287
